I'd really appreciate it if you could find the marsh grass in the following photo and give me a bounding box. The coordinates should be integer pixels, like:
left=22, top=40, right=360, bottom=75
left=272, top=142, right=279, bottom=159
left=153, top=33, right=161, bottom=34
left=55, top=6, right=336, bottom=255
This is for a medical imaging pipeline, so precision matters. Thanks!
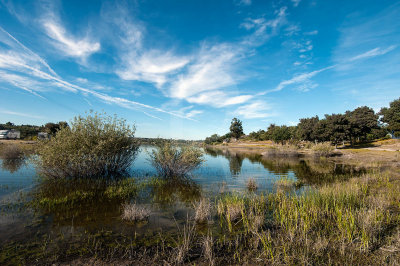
left=194, top=197, right=211, bottom=223
left=246, top=178, right=258, bottom=192
left=121, top=203, right=150, bottom=222
left=4, top=168, right=400, bottom=265
left=274, top=176, right=297, bottom=190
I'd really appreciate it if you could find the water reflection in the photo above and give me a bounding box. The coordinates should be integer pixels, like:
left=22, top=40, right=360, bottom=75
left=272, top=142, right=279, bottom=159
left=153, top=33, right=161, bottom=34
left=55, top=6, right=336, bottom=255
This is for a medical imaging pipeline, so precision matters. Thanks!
left=1, top=157, right=25, bottom=173
left=149, top=177, right=201, bottom=206
left=0, top=145, right=26, bottom=173
left=204, top=147, right=366, bottom=185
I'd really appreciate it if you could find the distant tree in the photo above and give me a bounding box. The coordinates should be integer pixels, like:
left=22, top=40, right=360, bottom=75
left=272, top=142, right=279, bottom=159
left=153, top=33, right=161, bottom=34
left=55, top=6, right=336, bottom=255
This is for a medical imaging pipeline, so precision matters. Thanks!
left=297, top=116, right=319, bottom=141
left=248, top=129, right=267, bottom=141
left=58, top=121, right=69, bottom=129
left=204, top=134, right=221, bottom=145
left=380, top=98, right=400, bottom=137
left=271, top=125, right=292, bottom=145
left=230, top=118, right=244, bottom=139
left=5, top=122, right=14, bottom=128
left=347, top=106, right=378, bottom=143
left=265, top=124, right=277, bottom=140
left=44, top=123, right=60, bottom=135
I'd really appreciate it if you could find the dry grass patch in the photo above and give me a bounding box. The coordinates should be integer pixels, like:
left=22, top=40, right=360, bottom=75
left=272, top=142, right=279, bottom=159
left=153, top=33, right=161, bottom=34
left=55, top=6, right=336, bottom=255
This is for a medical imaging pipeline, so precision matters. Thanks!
left=121, top=203, right=150, bottom=222
left=194, top=197, right=211, bottom=223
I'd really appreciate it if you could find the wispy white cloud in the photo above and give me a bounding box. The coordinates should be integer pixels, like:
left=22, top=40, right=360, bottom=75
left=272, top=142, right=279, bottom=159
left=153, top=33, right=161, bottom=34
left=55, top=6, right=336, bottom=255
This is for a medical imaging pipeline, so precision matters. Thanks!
left=42, top=21, right=100, bottom=58
left=291, top=0, right=301, bottom=7
left=234, top=101, right=274, bottom=119
left=169, top=44, right=238, bottom=99
left=259, top=66, right=334, bottom=95
left=304, top=30, right=318, bottom=36
left=117, top=51, right=189, bottom=87
left=0, top=110, right=44, bottom=119
left=0, top=27, right=195, bottom=121
left=349, top=46, right=397, bottom=61
left=186, top=90, right=253, bottom=108
left=236, top=0, right=252, bottom=6
left=241, top=7, right=287, bottom=42
left=106, top=6, right=189, bottom=88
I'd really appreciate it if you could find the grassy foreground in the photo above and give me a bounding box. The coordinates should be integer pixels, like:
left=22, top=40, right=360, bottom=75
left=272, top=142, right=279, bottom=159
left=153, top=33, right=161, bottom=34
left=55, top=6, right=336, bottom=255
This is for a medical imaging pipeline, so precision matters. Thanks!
left=1, top=170, right=400, bottom=265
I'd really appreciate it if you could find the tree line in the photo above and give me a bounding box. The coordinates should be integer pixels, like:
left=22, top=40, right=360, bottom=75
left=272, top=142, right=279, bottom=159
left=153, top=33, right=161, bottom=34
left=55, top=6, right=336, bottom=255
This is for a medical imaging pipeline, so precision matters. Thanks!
left=205, top=97, right=400, bottom=146
left=0, top=121, right=69, bottom=139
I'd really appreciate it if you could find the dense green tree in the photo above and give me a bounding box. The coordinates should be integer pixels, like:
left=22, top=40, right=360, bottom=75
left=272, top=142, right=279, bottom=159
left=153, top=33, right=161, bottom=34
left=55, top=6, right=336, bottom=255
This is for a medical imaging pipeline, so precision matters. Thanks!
left=380, top=98, right=400, bottom=137
left=44, top=123, right=60, bottom=135
left=248, top=129, right=267, bottom=141
left=325, top=114, right=350, bottom=147
left=298, top=116, right=319, bottom=141
left=230, top=118, right=244, bottom=139
left=271, top=125, right=292, bottom=144
left=347, top=106, right=378, bottom=143
left=204, top=134, right=221, bottom=145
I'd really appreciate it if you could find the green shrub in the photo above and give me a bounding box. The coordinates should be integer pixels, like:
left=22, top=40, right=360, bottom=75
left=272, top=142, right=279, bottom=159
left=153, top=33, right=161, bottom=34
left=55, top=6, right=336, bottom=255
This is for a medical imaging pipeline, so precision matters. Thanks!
left=311, top=142, right=335, bottom=157
left=34, top=112, right=139, bottom=179
left=148, top=141, right=204, bottom=177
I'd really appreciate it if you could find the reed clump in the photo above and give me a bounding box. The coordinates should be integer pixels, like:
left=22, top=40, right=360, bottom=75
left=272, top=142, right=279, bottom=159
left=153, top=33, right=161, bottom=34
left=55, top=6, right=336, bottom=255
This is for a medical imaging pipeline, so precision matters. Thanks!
left=121, top=203, right=151, bottom=222
left=194, top=197, right=211, bottom=223
left=246, top=178, right=258, bottom=191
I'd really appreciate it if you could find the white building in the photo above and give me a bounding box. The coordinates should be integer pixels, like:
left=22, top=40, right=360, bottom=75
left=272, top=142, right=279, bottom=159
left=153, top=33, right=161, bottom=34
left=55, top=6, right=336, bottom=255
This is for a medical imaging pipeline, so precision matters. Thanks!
left=0, top=129, right=21, bottom=139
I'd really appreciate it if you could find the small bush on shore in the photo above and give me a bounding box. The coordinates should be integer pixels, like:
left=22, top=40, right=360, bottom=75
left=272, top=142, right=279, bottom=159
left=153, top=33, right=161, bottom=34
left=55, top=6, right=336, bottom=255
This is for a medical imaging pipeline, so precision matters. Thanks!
left=149, top=141, right=204, bottom=177
left=34, top=112, right=139, bottom=179
left=311, top=142, right=335, bottom=157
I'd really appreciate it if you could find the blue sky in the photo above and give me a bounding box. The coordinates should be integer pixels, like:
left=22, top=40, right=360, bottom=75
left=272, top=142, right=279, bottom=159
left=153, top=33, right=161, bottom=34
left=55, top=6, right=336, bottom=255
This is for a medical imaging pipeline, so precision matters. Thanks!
left=0, top=0, right=399, bottom=139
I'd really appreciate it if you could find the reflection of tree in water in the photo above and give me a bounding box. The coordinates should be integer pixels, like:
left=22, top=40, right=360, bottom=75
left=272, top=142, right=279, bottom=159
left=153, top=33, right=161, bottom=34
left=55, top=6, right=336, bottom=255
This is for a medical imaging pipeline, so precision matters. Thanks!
left=204, top=147, right=223, bottom=157
left=150, top=177, right=201, bottom=206
left=292, top=160, right=366, bottom=185
left=229, top=154, right=244, bottom=176
left=31, top=178, right=138, bottom=226
left=1, top=157, right=25, bottom=173
left=204, top=147, right=367, bottom=185
left=0, top=144, right=26, bottom=173
left=204, top=147, right=244, bottom=176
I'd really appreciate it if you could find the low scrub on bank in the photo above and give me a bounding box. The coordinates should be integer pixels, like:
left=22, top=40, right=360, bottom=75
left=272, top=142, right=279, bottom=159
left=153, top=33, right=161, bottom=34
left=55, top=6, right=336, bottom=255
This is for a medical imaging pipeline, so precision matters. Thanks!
left=148, top=141, right=204, bottom=177
left=34, top=112, right=139, bottom=179
left=311, top=142, right=336, bottom=157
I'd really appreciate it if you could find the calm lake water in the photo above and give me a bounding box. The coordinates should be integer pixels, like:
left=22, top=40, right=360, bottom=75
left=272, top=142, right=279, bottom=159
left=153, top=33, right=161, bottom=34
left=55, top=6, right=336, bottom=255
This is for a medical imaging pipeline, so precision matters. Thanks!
left=0, top=145, right=367, bottom=251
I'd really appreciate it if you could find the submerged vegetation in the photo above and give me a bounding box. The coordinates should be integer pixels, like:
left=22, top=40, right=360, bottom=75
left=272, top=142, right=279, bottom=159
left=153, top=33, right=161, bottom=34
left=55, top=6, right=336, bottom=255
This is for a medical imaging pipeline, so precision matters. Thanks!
left=34, top=112, right=139, bottom=179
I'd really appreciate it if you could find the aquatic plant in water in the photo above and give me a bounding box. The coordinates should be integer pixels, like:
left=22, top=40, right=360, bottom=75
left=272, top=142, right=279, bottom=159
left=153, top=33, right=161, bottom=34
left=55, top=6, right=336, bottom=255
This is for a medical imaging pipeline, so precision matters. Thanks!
left=148, top=141, right=204, bottom=177
left=34, top=112, right=139, bottom=179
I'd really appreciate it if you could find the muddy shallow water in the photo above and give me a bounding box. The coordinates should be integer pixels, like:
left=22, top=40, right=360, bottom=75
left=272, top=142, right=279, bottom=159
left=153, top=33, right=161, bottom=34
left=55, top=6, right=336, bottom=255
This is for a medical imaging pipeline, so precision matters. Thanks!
left=0, top=145, right=370, bottom=262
